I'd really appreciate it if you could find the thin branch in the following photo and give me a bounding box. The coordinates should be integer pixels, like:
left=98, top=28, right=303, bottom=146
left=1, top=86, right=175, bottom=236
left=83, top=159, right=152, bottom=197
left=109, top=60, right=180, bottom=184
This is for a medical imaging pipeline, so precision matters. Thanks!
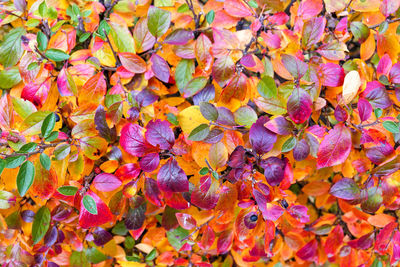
left=103, top=29, right=121, bottom=67
left=0, top=140, right=67, bottom=159
left=369, top=18, right=400, bottom=29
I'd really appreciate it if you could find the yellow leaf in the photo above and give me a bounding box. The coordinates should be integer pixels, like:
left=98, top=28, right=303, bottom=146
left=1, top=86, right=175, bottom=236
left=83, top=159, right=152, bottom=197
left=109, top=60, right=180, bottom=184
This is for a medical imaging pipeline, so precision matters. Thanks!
left=342, top=70, right=361, bottom=104
left=177, top=106, right=209, bottom=135
left=209, top=142, right=228, bottom=170
left=118, top=261, right=147, bottom=267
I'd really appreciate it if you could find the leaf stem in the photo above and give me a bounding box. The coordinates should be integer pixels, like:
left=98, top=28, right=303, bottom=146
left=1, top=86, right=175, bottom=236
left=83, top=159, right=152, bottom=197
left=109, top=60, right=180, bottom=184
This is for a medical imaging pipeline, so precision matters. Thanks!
left=103, top=29, right=121, bottom=67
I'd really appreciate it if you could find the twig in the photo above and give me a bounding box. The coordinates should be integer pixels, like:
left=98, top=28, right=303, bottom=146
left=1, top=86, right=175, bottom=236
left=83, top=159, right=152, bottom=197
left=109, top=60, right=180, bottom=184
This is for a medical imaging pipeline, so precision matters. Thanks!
left=181, top=215, right=216, bottom=241
left=103, top=29, right=121, bottom=66
left=185, top=0, right=200, bottom=29
left=369, top=18, right=400, bottom=29
left=0, top=140, right=67, bottom=159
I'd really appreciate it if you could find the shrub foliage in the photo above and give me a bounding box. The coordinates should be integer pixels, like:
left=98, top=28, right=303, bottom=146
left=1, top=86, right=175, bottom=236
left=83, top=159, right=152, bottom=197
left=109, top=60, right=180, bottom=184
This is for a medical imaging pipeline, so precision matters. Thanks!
left=1, top=0, right=400, bottom=266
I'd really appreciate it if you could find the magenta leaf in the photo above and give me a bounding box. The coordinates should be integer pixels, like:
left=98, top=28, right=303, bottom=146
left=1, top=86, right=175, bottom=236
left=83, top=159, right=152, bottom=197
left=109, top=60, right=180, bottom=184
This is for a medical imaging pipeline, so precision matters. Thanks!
left=249, top=117, right=277, bottom=155
left=358, top=98, right=372, bottom=122
left=361, top=81, right=392, bottom=109
left=287, top=205, right=309, bottom=223
left=150, top=54, right=170, bottom=83
left=78, top=191, right=113, bottom=229
left=302, top=17, right=326, bottom=49
left=329, top=178, right=361, bottom=200
left=287, top=87, right=313, bottom=124
left=334, top=105, right=348, bottom=122
left=296, top=239, right=318, bottom=261
left=317, top=123, right=351, bottom=169
left=120, top=123, right=151, bottom=157
left=93, top=173, right=122, bottom=192
left=145, top=119, right=175, bottom=149
left=321, top=63, right=344, bottom=87
left=157, top=158, right=188, bottom=193
left=264, top=116, right=293, bottom=135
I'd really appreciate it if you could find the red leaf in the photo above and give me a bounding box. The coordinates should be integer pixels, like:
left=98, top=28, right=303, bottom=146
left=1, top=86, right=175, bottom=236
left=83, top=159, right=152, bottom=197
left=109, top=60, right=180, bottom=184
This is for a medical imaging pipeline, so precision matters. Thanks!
left=144, top=178, right=163, bottom=207
left=21, top=78, right=51, bottom=107
left=157, top=158, right=188, bottom=193
left=115, top=163, right=141, bottom=182
left=93, top=173, right=122, bottom=192
left=375, top=221, right=397, bottom=255
left=217, top=230, right=233, bottom=254
left=164, top=192, right=190, bottom=210
left=317, top=123, right=352, bottom=169
left=118, top=52, right=147, bottom=73
left=78, top=191, right=113, bottom=228
left=287, top=87, right=313, bottom=124
left=199, top=226, right=215, bottom=250
left=176, top=213, right=197, bottom=230
left=191, top=175, right=219, bottom=210
left=296, top=239, right=318, bottom=261
left=324, top=225, right=344, bottom=261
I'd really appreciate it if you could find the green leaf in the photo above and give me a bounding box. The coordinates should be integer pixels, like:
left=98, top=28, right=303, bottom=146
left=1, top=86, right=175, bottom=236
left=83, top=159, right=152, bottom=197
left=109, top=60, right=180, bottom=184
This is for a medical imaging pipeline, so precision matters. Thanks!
left=177, top=3, right=189, bottom=12
left=167, top=113, right=179, bottom=126
left=40, top=153, right=51, bottom=171
left=0, top=67, right=21, bottom=89
left=200, top=102, right=218, bottom=121
left=17, top=161, right=35, bottom=197
left=374, top=108, right=383, bottom=118
left=199, top=167, right=209, bottom=175
left=26, top=19, right=41, bottom=27
left=41, top=113, right=56, bottom=138
left=206, top=10, right=215, bottom=24
left=147, top=6, right=171, bottom=38
left=378, top=21, right=389, bottom=34
left=248, top=0, right=258, bottom=8
left=5, top=156, right=25, bottom=169
left=38, top=1, right=48, bottom=17
left=112, top=221, right=129, bottom=235
left=0, top=27, right=25, bottom=67
left=350, top=22, right=370, bottom=43
left=45, top=131, right=59, bottom=142
left=383, top=121, right=400, bottom=133
left=45, top=49, right=70, bottom=62
left=86, top=247, right=107, bottom=264
left=70, top=251, right=90, bottom=267
left=27, top=62, right=39, bottom=71
left=18, top=142, right=38, bottom=153
left=124, top=235, right=135, bottom=249
left=257, top=75, right=277, bottom=98
left=32, top=206, right=50, bottom=244
left=83, top=195, right=98, bottom=215
left=397, top=24, right=400, bottom=35
left=36, top=31, right=48, bottom=51
left=378, top=75, right=389, bottom=85
left=175, top=59, right=194, bottom=90
left=146, top=248, right=157, bottom=261
left=109, top=21, right=135, bottom=53
left=0, top=159, right=5, bottom=176
left=54, top=144, right=71, bottom=160
left=282, top=137, right=297, bottom=152
left=57, top=185, right=78, bottom=196
left=166, top=227, right=189, bottom=250
left=188, top=124, right=210, bottom=141
left=79, top=32, right=91, bottom=43
left=234, top=106, right=257, bottom=127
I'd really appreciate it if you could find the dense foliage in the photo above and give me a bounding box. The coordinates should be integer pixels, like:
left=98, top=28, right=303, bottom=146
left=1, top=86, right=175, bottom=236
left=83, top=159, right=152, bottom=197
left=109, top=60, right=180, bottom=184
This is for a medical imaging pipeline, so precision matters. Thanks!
left=1, top=0, right=400, bottom=266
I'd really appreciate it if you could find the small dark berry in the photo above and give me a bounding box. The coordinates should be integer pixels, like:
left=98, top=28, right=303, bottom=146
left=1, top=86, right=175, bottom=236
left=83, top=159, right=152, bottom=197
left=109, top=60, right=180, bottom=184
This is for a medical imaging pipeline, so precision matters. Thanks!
left=250, top=214, right=258, bottom=222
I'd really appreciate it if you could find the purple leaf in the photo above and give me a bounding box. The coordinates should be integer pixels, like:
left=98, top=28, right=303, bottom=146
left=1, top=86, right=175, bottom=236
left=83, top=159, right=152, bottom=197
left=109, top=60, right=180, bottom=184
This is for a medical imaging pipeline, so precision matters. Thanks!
left=164, top=29, right=194, bottom=45
left=92, top=227, right=113, bottom=246
left=249, top=117, right=277, bottom=155
left=334, top=105, right=348, bottom=122
left=293, top=139, right=310, bottom=161
left=264, top=116, right=294, bottom=135
left=330, top=178, right=361, bottom=200
left=139, top=152, right=160, bottom=172
left=150, top=54, right=170, bottom=83
left=320, top=63, right=344, bottom=87
left=287, top=87, right=313, bottom=124
left=95, top=105, right=117, bottom=142
left=145, top=119, right=175, bottom=149
left=135, top=89, right=158, bottom=108
left=157, top=158, right=188, bottom=193
left=261, top=157, right=285, bottom=186
left=361, top=81, right=392, bottom=109
left=44, top=226, right=58, bottom=247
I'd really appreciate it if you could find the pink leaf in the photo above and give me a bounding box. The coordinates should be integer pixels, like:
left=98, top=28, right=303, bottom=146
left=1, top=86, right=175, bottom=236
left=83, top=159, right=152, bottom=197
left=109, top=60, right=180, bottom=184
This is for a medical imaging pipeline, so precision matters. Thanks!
left=139, top=152, right=160, bottom=172
left=176, top=213, right=197, bottom=230
left=93, top=173, right=122, bottom=192
left=296, top=239, right=318, bottom=261
left=358, top=98, right=372, bottom=122
left=150, top=54, right=170, bottom=83
left=120, top=123, right=152, bottom=157
left=145, top=119, right=175, bottom=149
